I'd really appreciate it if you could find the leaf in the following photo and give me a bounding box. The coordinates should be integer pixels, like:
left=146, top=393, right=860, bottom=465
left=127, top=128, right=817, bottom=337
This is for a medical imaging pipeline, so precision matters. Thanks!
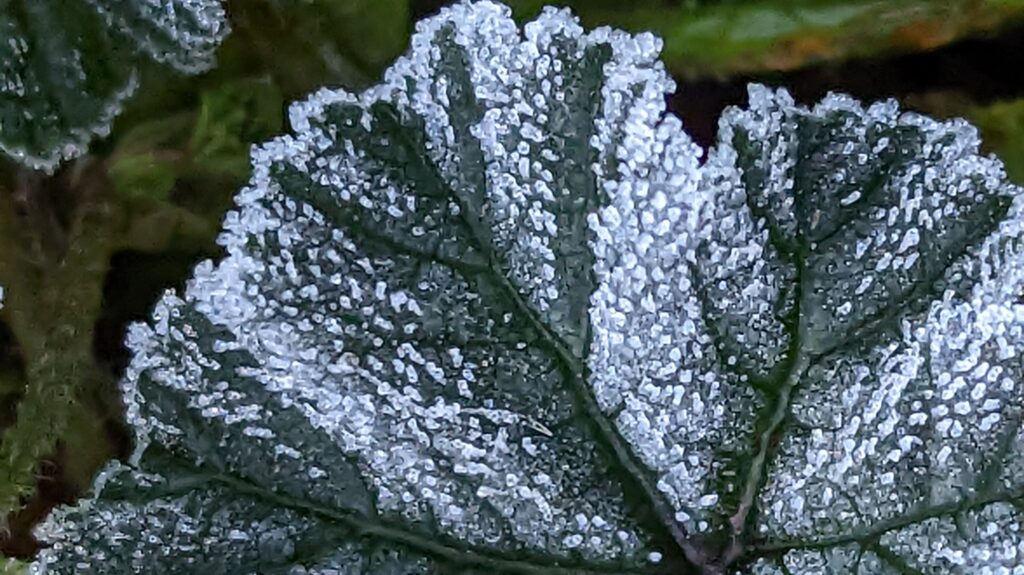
left=507, top=0, right=1024, bottom=77
left=31, top=2, right=1024, bottom=574
left=716, top=87, right=1024, bottom=573
left=0, top=0, right=228, bottom=172
left=82, top=0, right=228, bottom=73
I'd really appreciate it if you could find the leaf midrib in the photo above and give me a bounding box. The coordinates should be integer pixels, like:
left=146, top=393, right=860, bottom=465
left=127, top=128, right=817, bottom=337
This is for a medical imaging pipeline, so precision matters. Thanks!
left=395, top=108, right=711, bottom=568
left=295, top=98, right=707, bottom=568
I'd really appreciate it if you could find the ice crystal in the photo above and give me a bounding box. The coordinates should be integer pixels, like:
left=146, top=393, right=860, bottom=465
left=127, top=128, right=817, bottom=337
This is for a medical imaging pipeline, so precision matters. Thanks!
left=0, top=0, right=228, bottom=171
left=32, top=2, right=1024, bottom=574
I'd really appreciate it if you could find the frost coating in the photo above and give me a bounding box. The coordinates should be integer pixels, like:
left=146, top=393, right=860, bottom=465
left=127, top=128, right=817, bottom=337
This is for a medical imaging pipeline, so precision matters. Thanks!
left=33, top=458, right=439, bottom=575
left=83, top=0, right=228, bottom=73
left=882, top=503, right=1024, bottom=573
left=757, top=504, right=1024, bottom=574
left=31, top=2, right=1024, bottom=574
left=33, top=459, right=332, bottom=574
left=35, top=3, right=675, bottom=572
left=750, top=545, right=898, bottom=574
left=588, top=111, right=763, bottom=533
left=749, top=90, right=1024, bottom=562
left=0, top=0, right=227, bottom=171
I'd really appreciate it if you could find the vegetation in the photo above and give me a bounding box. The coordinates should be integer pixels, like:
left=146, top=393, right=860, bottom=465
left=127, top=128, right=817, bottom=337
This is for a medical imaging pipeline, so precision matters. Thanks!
left=2, top=1, right=1024, bottom=572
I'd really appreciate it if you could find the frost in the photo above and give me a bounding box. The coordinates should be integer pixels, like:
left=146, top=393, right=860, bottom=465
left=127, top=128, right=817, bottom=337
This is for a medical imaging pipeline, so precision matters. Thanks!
left=31, top=1, right=1024, bottom=574
left=82, top=0, right=228, bottom=73
left=0, top=0, right=228, bottom=171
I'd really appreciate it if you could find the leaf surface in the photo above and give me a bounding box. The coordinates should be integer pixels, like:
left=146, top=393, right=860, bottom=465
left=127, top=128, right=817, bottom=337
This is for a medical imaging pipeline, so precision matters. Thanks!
left=31, top=2, right=1024, bottom=574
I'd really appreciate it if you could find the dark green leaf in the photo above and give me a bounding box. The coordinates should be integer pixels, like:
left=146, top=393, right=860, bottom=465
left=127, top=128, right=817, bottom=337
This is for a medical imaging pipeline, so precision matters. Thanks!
left=32, top=3, right=1024, bottom=574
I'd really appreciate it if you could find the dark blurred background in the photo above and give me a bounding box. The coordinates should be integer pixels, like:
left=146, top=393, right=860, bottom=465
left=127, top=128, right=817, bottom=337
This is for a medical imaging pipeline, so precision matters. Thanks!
left=1, top=0, right=1023, bottom=569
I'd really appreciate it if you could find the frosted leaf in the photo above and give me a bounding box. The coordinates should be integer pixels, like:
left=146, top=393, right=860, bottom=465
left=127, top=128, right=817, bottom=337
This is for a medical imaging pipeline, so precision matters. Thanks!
left=82, top=0, right=227, bottom=73
left=587, top=91, right=763, bottom=535
left=711, top=86, right=1010, bottom=356
left=35, top=3, right=668, bottom=573
left=32, top=2, right=1024, bottom=574
left=746, top=88, right=1024, bottom=572
left=753, top=506, right=1024, bottom=574
left=288, top=545, right=437, bottom=575
left=0, top=0, right=227, bottom=171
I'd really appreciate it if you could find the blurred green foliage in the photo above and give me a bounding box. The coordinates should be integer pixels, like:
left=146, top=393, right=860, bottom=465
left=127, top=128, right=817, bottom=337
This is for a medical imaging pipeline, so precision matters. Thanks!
left=972, top=99, right=1024, bottom=184
left=110, top=77, right=284, bottom=204
left=509, top=0, right=1024, bottom=77
left=191, top=78, right=284, bottom=179
left=108, top=113, right=193, bottom=203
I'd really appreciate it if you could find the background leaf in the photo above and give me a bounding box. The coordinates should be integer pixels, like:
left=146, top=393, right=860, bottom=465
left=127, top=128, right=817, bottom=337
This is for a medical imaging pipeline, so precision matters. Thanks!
left=508, top=0, right=1024, bottom=78
left=0, top=0, right=228, bottom=172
